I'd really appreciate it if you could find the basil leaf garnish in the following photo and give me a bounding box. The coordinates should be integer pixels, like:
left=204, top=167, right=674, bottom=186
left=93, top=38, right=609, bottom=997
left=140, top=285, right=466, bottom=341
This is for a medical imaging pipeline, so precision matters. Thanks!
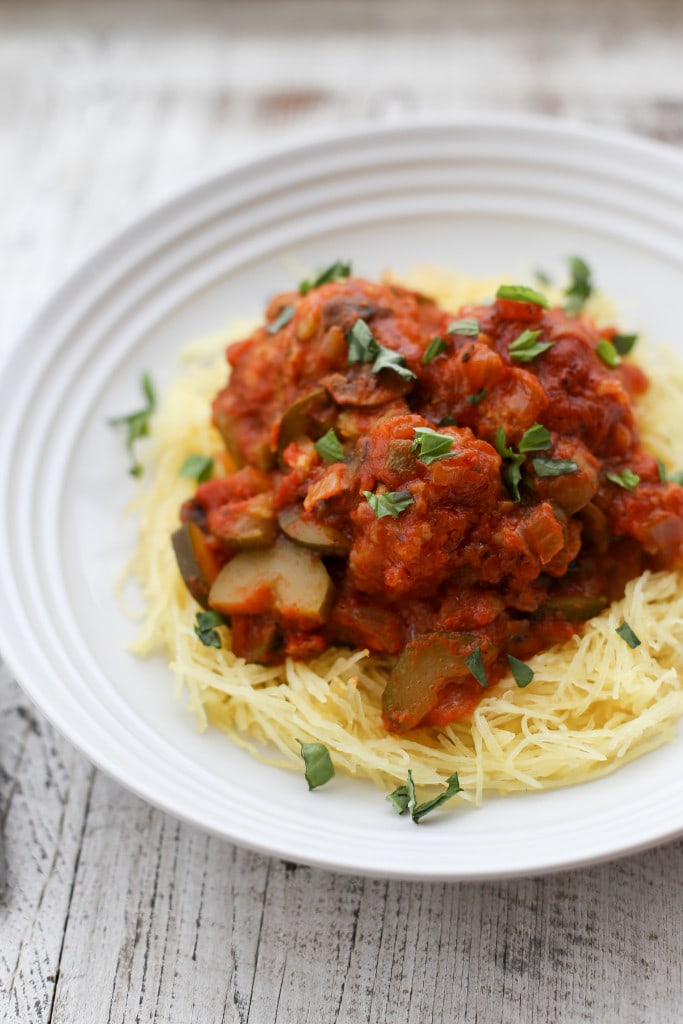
left=518, top=423, right=551, bottom=453
left=508, top=329, right=554, bottom=363
left=362, top=489, right=414, bottom=519
left=606, top=469, right=640, bottom=493
left=616, top=621, right=641, bottom=649
left=564, top=255, right=593, bottom=315
left=532, top=456, right=579, bottom=478
left=446, top=317, right=480, bottom=337
left=496, top=284, right=550, bottom=309
left=347, top=318, right=417, bottom=381
left=387, top=770, right=462, bottom=823
left=465, top=645, right=488, bottom=687
left=466, top=388, right=488, bottom=406
left=194, top=610, right=223, bottom=648
left=267, top=305, right=295, bottom=334
left=314, top=428, right=344, bottom=463
left=506, top=654, right=534, bottom=687
left=297, top=741, right=335, bottom=789
left=179, top=454, right=214, bottom=483
left=299, top=260, right=351, bottom=295
left=422, top=336, right=448, bottom=364
left=412, top=426, right=455, bottom=465
left=613, top=332, right=638, bottom=355
left=108, top=372, right=157, bottom=477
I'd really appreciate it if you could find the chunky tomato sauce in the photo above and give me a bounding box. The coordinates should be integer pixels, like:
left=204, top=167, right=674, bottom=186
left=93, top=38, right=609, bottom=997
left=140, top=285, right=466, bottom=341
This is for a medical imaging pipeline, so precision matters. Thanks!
left=175, top=276, right=683, bottom=732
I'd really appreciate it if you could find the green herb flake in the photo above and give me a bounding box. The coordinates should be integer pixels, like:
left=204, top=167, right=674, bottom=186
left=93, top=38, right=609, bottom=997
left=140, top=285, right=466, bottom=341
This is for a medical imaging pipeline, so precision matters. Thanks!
left=363, top=489, right=414, bottom=519
left=506, top=654, right=534, bottom=688
left=446, top=317, right=480, bottom=337
left=496, top=284, right=550, bottom=309
left=465, top=645, right=488, bottom=688
left=179, top=453, right=214, bottom=483
left=297, top=741, right=335, bottom=790
left=387, top=770, right=462, bottom=823
left=596, top=338, right=621, bottom=368
left=267, top=304, right=295, bottom=334
left=422, top=336, right=449, bottom=364
left=606, top=469, right=640, bottom=493
left=616, top=621, right=641, bottom=649
left=347, top=318, right=416, bottom=381
left=372, top=345, right=418, bottom=382
left=437, top=415, right=458, bottom=427
left=299, top=260, right=352, bottom=295
left=194, top=610, right=223, bottom=649
left=669, top=470, right=683, bottom=486
left=108, top=372, right=157, bottom=477
left=657, top=458, right=668, bottom=483
left=658, top=459, right=683, bottom=486
left=494, top=426, right=525, bottom=502
left=532, top=456, right=579, bottom=478
left=466, top=388, right=488, bottom=406
left=314, top=428, right=344, bottom=463
left=412, top=773, right=462, bottom=823
left=508, top=329, right=554, bottom=363
left=564, top=255, right=593, bottom=315
left=412, top=426, right=455, bottom=465
left=519, top=423, right=552, bottom=453
left=535, top=268, right=553, bottom=286
left=613, top=332, right=638, bottom=356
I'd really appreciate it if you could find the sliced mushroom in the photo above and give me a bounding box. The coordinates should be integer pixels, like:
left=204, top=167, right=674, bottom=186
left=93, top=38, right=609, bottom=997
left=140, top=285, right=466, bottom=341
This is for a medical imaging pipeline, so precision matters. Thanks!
left=276, top=388, right=329, bottom=457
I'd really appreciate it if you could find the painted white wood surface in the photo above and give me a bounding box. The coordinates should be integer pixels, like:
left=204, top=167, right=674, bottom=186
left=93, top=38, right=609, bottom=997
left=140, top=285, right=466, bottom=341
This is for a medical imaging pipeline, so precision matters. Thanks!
left=2, top=2, right=683, bottom=1021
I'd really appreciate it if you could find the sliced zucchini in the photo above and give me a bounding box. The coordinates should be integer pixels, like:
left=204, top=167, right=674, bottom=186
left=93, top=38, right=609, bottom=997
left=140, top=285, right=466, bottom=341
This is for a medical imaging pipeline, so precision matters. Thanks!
left=383, top=631, right=498, bottom=733
left=172, top=521, right=222, bottom=609
left=276, top=389, right=329, bottom=456
left=209, top=537, right=334, bottom=626
left=277, top=505, right=350, bottom=555
left=535, top=595, right=607, bottom=622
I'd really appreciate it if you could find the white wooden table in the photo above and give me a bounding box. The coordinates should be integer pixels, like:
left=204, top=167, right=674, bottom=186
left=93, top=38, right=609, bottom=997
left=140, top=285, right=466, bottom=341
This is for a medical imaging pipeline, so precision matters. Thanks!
left=2, top=3, right=683, bottom=1021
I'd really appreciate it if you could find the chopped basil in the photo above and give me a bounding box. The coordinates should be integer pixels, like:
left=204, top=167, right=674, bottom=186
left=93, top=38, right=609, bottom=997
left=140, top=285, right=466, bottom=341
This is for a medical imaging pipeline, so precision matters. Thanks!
left=658, top=459, right=683, bottom=485
left=179, top=453, right=214, bottom=483
left=422, top=336, right=449, bottom=364
left=363, top=489, right=414, bottom=519
left=506, top=654, right=534, bottom=688
left=347, top=318, right=378, bottom=363
left=496, top=284, right=550, bottom=309
left=518, top=423, right=551, bottom=453
left=387, top=769, right=462, bottom=823
left=495, top=424, right=550, bottom=501
left=267, top=304, right=295, bottom=334
left=535, top=268, right=553, bottom=286
left=616, top=621, right=641, bottom=649
left=297, top=741, right=335, bottom=790
left=314, top=428, right=344, bottom=463
left=412, top=426, right=455, bottom=465
left=508, top=329, right=554, bottom=363
left=465, top=645, right=488, bottom=687
left=613, top=332, right=638, bottom=355
left=466, top=388, right=488, bottom=406
left=108, top=372, right=157, bottom=477
left=564, top=255, right=593, bottom=315
left=299, top=260, right=351, bottom=295
left=194, top=610, right=223, bottom=648
left=437, top=415, right=458, bottom=427
left=346, top=318, right=417, bottom=382
left=372, top=345, right=418, bottom=382
left=532, top=456, right=579, bottom=478
left=596, top=338, right=621, bottom=368
left=447, top=317, right=480, bottom=337
left=606, top=469, right=640, bottom=493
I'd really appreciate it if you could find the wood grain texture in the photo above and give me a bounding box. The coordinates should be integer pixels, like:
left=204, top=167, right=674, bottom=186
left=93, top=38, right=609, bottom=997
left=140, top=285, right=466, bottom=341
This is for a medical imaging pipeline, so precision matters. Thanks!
left=2, top=2, right=683, bottom=1021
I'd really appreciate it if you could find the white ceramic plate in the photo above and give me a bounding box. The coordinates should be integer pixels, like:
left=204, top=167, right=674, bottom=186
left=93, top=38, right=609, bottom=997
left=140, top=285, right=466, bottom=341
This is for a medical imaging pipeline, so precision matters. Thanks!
left=2, top=115, right=683, bottom=880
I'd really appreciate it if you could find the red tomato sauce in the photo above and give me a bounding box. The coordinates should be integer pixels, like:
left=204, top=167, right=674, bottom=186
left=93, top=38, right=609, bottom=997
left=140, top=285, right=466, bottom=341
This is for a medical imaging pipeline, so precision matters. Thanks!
left=176, top=277, right=683, bottom=732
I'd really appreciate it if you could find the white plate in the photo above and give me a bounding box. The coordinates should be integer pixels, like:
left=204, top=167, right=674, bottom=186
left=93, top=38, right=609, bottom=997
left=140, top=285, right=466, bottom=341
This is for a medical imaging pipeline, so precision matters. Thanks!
left=2, top=115, right=683, bottom=880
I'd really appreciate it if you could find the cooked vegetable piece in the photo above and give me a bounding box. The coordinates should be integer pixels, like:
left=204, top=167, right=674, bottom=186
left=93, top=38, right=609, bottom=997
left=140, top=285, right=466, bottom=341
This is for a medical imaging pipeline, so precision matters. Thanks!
left=385, top=438, right=416, bottom=474
left=277, top=506, right=350, bottom=554
left=172, top=521, right=222, bottom=609
left=383, top=632, right=498, bottom=732
left=536, top=595, right=607, bottom=622
left=209, top=537, right=334, bottom=625
left=276, top=389, right=329, bottom=456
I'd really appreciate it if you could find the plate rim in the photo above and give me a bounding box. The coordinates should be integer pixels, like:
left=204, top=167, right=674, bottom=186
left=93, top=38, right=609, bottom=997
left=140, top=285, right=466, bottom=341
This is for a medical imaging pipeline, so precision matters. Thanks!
left=2, top=112, right=683, bottom=879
